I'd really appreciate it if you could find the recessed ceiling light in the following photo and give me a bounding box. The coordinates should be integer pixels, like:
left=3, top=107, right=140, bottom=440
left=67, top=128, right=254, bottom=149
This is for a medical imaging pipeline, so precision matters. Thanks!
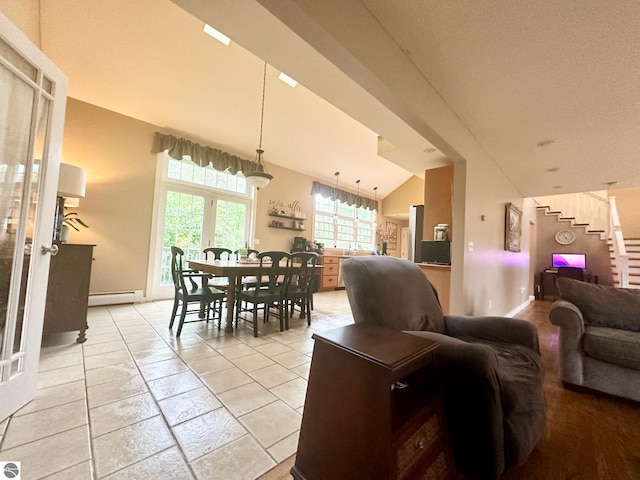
left=537, top=139, right=555, bottom=147
left=423, top=147, right=436, bottom=153
left=278, top=72, right=298, bottom=88
left=203, top=24, right=231, bottom=46
left=603, top=181, right=619, bottom=187
left=546, top=167, right=559, bottom=172
left=552, top=185, right=563, bottom=189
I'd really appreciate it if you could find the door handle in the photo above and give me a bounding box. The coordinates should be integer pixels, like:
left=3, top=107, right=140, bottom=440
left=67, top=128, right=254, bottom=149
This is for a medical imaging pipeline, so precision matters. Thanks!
left=40, top=244, right=59, bottom=256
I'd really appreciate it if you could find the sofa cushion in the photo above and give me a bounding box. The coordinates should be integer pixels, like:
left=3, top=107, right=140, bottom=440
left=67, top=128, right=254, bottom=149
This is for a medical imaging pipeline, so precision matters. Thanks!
left=556, top=278, right=640, bottom=332
left=583, top=326, right=640, bottom=370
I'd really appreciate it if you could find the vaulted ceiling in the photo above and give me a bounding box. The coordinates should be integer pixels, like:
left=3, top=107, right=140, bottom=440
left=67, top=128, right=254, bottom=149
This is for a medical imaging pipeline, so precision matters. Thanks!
left=35, top=0, right=640, bottom=199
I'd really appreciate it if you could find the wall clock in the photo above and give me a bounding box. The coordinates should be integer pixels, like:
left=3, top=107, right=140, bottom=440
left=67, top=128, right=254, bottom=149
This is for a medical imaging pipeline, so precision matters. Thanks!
left=555, top=229, right=576, bottom=245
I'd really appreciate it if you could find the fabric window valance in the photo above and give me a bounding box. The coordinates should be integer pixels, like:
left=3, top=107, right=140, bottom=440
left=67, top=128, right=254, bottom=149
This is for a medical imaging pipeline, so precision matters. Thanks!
left=311, top=181, right=378, bottom=211
left=151, top=132, right=262, bottom=175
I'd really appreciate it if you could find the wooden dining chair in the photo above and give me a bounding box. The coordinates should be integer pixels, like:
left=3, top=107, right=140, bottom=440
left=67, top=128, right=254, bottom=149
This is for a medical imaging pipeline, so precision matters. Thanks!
left=202, top=247, right=233, bottom=290
left=285, top=252, right=319, bottom=326
left=235, top=251, right=290, bottom=337
left=169, top=246, right=225, bottom=336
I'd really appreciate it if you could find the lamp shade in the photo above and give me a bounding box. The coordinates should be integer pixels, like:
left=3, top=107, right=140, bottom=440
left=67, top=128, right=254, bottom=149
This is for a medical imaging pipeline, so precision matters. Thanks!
left=245, top=171, right=273, bottom=189
left=57, top=163, right=86, bottom=198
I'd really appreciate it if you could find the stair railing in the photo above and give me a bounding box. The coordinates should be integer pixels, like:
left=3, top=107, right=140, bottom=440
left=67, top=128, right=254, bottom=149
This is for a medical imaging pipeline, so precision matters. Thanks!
left=609, top=196, right=630, bottom=288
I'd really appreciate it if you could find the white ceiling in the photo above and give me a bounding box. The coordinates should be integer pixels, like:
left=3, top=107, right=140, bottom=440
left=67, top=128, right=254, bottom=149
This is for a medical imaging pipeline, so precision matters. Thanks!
left=37, top=0, right=444, bottom=200
left=37, top=0, right=640, bottom=200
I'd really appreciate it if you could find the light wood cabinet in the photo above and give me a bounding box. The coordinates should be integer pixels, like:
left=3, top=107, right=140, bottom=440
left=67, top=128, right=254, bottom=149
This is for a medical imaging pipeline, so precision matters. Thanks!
left=292, top=324, right=455, bottom=480
left=318, top=255, right=340, bottom=291
left=43, top=243, right=94, bottom=343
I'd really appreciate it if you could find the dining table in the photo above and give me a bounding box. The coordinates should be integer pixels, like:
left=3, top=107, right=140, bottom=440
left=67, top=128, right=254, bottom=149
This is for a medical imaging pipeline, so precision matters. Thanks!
left=188, top=258, right=321, bottom=333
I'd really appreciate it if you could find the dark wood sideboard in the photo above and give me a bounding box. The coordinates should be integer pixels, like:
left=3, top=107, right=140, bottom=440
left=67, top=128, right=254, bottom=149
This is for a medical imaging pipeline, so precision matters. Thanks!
left=292, top=324, right=455, bottom=480
left=43, top=243, right=95, bottom=343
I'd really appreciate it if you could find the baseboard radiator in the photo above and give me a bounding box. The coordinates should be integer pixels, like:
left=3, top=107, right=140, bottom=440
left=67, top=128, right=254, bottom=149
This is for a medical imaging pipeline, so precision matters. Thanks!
left=88, top=290, right=144, bottom=307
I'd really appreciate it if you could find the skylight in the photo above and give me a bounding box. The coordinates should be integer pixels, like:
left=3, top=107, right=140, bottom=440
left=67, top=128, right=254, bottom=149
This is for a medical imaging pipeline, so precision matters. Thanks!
left=203, top=24, right=231, bottom=46
left=278, top=72, right=298, bottom=88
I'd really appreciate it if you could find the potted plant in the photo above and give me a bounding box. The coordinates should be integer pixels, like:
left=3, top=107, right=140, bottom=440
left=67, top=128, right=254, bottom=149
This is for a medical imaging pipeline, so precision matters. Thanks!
left=61, top=210, right=88, bottom=242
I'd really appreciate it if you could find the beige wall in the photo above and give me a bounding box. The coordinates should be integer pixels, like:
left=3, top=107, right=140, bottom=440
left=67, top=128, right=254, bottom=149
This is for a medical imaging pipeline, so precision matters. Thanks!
left=381, top=175, right=423, bottom=216
left=451, top=156, right=534, bottom=317
left=254, top=162, right=316, bottom=252
left=0, top=0, right=40, bottom=46
left=610, top=187, right=640, bottom=238
left=62, top=99, right=158, bottom=295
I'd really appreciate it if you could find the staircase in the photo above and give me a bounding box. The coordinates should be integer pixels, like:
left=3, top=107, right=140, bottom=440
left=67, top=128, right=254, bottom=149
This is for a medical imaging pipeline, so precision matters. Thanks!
left=610, top=238, right=640, bottom=288
left=535, top=192, right=633, bottom=288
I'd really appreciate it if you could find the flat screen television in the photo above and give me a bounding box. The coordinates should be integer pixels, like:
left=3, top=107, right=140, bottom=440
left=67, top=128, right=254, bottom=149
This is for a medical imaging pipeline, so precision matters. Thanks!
left=421, top=240, right=451, bottom=265
left=552, top=253, right=586, bottom=269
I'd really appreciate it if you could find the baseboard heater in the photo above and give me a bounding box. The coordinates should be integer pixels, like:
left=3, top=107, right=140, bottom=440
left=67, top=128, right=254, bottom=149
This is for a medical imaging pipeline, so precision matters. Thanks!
left=88, top=290, right=144, bottom=307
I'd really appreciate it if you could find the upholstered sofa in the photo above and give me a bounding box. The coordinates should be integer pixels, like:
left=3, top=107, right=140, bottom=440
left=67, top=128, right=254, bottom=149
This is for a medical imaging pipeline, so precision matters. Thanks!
left=342, top=256, right=546, bottom=480
left=549, top=278, right=640, bottom=402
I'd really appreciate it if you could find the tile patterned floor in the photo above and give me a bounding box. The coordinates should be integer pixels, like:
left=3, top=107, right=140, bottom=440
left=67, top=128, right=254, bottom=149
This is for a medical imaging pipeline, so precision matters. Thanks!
left=0, top=290, right=354, bottom=479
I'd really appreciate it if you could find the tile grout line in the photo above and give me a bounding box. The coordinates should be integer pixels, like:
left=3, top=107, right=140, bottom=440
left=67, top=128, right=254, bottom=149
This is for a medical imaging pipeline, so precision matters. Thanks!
left=130, top=302, right=301, bottom=472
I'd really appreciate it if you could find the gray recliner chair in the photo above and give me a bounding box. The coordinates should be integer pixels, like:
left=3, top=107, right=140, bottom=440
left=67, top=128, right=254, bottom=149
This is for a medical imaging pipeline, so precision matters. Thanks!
left=341, top=256, right=545, bottom=480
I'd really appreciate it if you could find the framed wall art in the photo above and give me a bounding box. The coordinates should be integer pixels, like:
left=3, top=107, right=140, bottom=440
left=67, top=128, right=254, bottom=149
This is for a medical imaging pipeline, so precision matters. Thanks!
left=505, top=202, right=522, bottom=252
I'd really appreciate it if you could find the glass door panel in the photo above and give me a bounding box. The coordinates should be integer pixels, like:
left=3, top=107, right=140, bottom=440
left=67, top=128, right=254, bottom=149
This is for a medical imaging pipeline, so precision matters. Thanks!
left=0, top=12, right=67, bottom=422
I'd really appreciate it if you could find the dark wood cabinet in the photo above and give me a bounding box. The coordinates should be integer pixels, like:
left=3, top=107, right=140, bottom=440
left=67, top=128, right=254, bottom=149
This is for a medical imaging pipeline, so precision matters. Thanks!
left=292, top=324, right=455, bottom=480
left=44, top=243, right=94, bottom=343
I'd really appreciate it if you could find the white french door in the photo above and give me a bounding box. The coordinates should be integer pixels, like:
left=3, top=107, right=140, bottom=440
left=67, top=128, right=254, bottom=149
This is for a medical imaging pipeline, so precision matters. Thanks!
left=0, top=13, right=68, bottom=421
left=152, top=188, right=250, bottom=299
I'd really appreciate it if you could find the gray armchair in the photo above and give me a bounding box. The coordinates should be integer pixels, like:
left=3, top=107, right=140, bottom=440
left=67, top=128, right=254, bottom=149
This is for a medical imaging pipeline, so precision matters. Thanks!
left=341, top=256, right=545, bottom=480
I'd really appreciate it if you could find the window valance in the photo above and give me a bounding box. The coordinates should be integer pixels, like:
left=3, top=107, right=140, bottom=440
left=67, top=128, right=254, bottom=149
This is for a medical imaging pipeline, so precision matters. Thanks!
left=151, top=132, right=263, bottom=175
left=311, top=181, right=378, bottom=211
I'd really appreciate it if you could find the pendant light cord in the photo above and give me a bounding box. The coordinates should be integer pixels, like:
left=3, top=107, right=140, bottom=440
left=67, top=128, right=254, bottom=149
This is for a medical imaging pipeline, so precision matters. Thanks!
left=258, top=62, right=267, bottom=150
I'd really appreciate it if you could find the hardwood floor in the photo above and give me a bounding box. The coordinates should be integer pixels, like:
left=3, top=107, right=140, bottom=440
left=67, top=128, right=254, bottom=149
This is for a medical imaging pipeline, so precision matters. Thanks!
left=260, top=300, right=640, bottom=480
left=502, top=300, right=640, bottom=480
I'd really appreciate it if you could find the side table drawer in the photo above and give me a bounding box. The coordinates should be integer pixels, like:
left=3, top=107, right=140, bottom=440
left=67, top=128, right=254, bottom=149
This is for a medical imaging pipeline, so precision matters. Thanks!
left=396, top=412, right=440, bottom=474
left=322, top=275, right=338, bottom=288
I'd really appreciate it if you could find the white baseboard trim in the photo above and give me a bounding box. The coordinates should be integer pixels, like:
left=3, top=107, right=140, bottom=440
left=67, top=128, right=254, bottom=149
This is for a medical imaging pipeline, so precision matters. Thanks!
left=505, top=296, right=535, bottom=318
left=89, top=290, right=145, bottom=307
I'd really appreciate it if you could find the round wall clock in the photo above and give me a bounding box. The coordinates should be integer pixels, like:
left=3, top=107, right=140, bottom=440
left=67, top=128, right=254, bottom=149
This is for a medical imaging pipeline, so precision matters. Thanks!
left=555, top=229, right=576, bottom=245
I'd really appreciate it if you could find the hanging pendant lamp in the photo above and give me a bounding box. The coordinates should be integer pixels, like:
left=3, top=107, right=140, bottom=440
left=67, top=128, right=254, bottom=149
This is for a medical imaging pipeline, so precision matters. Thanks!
left=333, top=171, right=340, bottom=224
left=355, top=179, right=360, bottom=224
left=373, top=186, right=378, bottom=227
left=245, top=62, right=273, bottom=189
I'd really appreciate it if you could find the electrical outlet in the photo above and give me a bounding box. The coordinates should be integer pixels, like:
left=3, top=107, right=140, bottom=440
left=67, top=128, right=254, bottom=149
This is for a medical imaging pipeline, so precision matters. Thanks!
left=254, top=239, right=260, bottom=245
left=468, top=241, right=474, bottom=252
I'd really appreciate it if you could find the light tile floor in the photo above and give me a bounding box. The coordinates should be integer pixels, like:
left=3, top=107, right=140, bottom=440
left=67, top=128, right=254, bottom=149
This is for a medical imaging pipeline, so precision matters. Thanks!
left=0, top=290, right=354, bottom=480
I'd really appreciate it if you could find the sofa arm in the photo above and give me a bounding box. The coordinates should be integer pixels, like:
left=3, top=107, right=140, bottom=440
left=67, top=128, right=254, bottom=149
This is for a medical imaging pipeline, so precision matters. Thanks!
left=548, top=299, right=585, bottom=385
left=406, top=330, right=505, bottom=479
left=444, top=315, right=540, bottom=353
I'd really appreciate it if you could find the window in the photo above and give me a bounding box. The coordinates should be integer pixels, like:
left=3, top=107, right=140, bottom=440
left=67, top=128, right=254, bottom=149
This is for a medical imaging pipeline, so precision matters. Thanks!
left=313, top=194, right=375, bottom=250
left=153, top=154, right=252, bottom=294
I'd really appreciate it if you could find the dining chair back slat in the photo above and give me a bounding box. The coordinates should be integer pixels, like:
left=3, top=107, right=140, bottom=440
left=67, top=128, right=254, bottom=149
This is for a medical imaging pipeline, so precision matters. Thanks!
left=169, top=246, right=225, bottom=336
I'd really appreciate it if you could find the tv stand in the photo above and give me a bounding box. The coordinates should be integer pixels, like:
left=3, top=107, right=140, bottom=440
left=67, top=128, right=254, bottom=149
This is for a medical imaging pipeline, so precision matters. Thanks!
left=537, top=270, right=598, bottom=300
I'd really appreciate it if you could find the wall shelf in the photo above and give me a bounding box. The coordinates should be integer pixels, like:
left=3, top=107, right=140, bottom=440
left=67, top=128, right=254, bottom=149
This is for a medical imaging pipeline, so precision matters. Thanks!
left=268, top=224, right=305, bottom=232
left=269, top=213, right=306, bottom=221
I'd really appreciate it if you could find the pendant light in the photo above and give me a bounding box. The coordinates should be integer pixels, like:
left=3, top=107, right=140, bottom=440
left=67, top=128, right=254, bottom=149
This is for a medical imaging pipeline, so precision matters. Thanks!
left=245, top=61, right=273, bottom=189
left=333, top=171, right=340, bottom=224
left=373, top=186, right=378, bottom=227
left=354, top=179, right=360, bottom=224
